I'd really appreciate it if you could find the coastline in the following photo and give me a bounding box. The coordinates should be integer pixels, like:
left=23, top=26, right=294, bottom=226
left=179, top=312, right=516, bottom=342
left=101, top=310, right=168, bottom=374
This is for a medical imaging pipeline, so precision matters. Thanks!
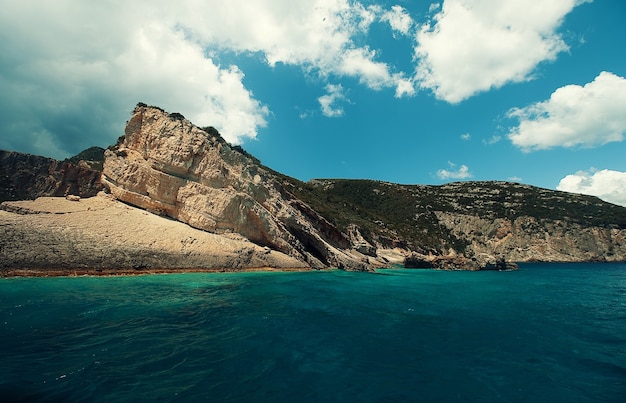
left=0, top=266, right=314, bottom=278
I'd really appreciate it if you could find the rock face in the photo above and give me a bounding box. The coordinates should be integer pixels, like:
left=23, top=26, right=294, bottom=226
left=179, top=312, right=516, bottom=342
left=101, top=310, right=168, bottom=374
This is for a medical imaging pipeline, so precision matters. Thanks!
left=102, top=106, right=375, bottom=270
left=436, top=212, right=626, bottom=262
left=0, top=150, right=102, bottom=202
left=100, top=105, right=626, bottom=270
left=295, top=179, right=626, bottom=266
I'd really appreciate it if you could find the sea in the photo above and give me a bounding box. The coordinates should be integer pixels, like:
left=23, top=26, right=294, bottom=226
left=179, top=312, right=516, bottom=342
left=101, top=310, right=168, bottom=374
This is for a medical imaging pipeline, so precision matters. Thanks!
left=1, top=263, right=625, bottom=402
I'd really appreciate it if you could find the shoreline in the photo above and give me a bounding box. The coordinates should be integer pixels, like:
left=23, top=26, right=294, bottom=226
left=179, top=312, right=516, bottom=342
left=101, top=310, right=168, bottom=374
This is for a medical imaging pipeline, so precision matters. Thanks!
left=0, top=266, right=314, bottom=278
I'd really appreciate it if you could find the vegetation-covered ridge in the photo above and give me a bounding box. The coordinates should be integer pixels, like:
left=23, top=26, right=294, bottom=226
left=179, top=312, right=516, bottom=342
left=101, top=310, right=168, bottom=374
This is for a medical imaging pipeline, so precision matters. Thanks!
left=279, top=178, right=626, bottom=255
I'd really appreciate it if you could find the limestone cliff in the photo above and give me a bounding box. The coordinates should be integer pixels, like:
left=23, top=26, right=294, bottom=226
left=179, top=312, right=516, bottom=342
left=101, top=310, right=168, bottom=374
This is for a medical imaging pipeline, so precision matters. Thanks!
left=102, top=105, right=375, bottom=270
left=101, top=105, right=626, bottom=270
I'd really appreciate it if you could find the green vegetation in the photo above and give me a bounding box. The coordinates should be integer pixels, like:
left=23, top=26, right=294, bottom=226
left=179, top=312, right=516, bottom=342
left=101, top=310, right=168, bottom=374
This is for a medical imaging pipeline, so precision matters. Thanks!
left=275, top=178, right=626, bottom=254
left=168, top=112, right=185, bottom=120
left=65, top=147, right=105, bottom=171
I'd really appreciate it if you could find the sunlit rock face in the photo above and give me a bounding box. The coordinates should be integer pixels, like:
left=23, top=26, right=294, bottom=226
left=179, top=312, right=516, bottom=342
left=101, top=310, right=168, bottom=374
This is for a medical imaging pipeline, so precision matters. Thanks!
left=102, top=105, right=372, bottom=270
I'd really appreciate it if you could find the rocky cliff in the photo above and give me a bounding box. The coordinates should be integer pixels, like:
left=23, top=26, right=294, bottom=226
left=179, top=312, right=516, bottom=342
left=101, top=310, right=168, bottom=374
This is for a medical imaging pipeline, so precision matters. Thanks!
left=0, top=149, right=103, bottom=202
left=4, top=104, right=626, bottom=273
left=102, top=105, right=376, bottom=270
left=292, top=179, right=626, bottom=265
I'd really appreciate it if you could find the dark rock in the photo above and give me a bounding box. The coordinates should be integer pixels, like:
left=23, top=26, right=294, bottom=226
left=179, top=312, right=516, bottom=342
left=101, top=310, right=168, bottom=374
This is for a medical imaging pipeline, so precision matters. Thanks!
left=0, top=150, right=103, bottom=202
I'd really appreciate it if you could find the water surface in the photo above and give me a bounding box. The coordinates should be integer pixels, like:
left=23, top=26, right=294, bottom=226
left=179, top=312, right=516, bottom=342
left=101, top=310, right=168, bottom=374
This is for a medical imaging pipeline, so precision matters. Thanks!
left=1, top=263, right=625, bottom=401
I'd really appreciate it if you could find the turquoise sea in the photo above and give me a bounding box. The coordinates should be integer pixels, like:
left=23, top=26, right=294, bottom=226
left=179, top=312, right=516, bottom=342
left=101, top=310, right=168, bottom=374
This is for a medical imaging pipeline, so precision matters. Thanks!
left=1, top=263, right=625, bottom=402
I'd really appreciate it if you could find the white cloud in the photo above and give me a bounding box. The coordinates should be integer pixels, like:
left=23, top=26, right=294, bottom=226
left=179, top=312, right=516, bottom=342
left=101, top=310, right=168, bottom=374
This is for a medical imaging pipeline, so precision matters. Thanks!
left=381, top=5, right=413, bottom=36
left=0, top=1, right=270, bottom=157
left=436, top=162, right=473, bottom=180
left=0, top=0, right=417, bottom=158
left=174, top=0, right=410, bottom=95
left=557, top=169, right=626, bottom=207
left=483, top=135, right=502, bottom=145
left=318, top=84, right=348, bottom=118
left=119, top=23, right=269, bottom=142
left=461, top=133, right=471, bottom=141
left=429, top=3, right=441, bottom=14
left=413, top=0, right=588, bottom=103
left=507, top=71, right=626, bottom=151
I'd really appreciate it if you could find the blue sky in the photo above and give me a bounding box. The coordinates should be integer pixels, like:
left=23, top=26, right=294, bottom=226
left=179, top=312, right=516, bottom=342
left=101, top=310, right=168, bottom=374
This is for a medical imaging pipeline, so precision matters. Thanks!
left=1, top=1, right=626, bottom=205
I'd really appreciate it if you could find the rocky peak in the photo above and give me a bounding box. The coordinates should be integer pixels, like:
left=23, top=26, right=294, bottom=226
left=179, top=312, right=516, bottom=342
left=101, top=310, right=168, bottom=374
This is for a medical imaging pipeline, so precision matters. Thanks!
left=102, top=105, right=374, bottom=270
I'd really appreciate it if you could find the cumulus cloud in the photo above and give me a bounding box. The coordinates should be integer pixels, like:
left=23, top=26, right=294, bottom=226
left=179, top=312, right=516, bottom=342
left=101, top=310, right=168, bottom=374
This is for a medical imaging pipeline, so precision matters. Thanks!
left=461, top=133, right=471, bottom=141
left=0, top=2, right=270, bottom=158
left=318, top=84, right=348, bottom=117
left=557, top=169, right=626, bottom=207
left=177, top=0, right=411, bottom=96
left=413, top=0, right=588, bottom=103
left=0, top=0, right=415, bottom=159
left=436, top=162, right=473, bottom=180
left=507, top=71, right=626, bottom=151
left=381, top=5, right=413, bottom=36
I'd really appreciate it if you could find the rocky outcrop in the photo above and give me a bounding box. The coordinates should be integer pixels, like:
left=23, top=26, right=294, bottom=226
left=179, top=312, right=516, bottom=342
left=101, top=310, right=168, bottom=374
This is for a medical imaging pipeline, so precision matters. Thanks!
left=435, top=212, right=626, bottom=262
left=102, top=106, right=376, bottom=271
left=297, top=178, right=626, bottom=266
left=0, top=150, right=102, bottom=202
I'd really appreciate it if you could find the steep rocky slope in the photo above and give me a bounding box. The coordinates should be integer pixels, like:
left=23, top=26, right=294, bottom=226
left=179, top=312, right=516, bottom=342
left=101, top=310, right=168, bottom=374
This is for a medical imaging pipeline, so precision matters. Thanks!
left=0, top=149, right=102, bottom=202
left=103, top=105, right=376, bottom=270
left=101, top=105, right=626, bottom=270
left=293, top=179, right=626, bottom=263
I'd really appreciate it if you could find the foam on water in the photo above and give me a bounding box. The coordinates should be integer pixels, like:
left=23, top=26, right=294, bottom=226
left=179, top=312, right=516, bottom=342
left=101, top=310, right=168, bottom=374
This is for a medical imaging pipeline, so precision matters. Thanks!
left=1, top=264, right=625, bottom=402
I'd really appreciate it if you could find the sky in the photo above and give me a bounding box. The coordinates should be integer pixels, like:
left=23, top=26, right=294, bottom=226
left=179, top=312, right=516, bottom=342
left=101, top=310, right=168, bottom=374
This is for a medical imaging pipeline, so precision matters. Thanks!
left=1, top=0, right=626, bottom=206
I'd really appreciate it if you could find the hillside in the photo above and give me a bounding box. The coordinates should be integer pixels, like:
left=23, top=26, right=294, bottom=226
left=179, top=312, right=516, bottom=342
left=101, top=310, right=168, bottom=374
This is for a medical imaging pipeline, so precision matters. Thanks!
left=287, top=179, right=626, bottom=256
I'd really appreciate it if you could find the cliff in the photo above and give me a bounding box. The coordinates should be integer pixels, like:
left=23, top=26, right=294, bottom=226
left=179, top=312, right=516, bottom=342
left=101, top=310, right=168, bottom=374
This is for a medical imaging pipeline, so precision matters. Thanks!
left=102, top=106, right=375, bottom=271
left=0, top=149, right=103, bottom=202
left=294, top=179, right=626, bottom=264
left=3, top=104, right=626, bottom=273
